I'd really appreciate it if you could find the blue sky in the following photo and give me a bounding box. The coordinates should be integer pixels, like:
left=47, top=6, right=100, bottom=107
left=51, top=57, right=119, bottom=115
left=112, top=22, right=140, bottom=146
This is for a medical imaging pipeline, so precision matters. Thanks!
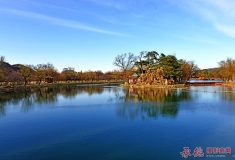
left=0, top=0, right=235, bottom=72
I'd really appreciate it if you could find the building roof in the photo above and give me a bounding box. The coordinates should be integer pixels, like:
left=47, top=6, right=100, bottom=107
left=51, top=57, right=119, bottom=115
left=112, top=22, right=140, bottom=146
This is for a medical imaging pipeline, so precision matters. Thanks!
left=129, top=73, right=139, bottom=78
left=45, top=76, right=53, bottom=78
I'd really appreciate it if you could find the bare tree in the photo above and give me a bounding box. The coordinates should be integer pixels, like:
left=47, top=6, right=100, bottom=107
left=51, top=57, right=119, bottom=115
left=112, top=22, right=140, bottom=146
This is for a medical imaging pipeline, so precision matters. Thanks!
left=43, top=63, right=56, bottom=77
left=113, top=53, right=137, bottom=70
left=19, top=65, right=33, bottom=86
left=95, top=70, right=103, bottom=81
left=61, top=67, right=77, bottom=82
left=113, top=53, right=137, bottom=81
left=0, top=56, right=5, bottom=65
left=34, top=64, right=46, bottom=85
left=218, top=58, right=235, bottom=81
left=6, top=71, right=22, bottom=89
left=180, top=60, right=198, bottom=83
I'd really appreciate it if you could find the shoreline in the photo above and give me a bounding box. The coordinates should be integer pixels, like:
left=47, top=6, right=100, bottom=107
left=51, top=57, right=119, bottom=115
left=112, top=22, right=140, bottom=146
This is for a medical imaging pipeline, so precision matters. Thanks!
left=0, top=81, right=123, bottom=93
left=120, top=84, right=186, bottom=89
left=1, top=81, right=234, bottom=93
left=222, top=83, right=235, bottom=87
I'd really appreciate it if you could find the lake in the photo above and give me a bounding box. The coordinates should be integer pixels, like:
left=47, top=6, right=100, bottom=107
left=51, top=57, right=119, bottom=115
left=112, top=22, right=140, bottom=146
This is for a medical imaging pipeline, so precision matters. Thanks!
left=1, top=84, right=235, bottom=160
left=187, top=80, right=224, bottom=83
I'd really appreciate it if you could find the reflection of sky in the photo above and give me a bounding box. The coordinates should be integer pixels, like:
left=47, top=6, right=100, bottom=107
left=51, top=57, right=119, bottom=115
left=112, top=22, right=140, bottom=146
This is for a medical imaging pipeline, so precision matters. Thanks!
left=1, top=86, right=235, bottom=116
left=1, top=86, right=126, bottom=117
left=180, top=87, right=235, bottom=116
left=1, top=85, right=235, bottom=159
left=187, top=80, right=224, bottom=82
left=55, top=86, right=126, bottom=107
left=189, top=86, right=235, bottom=101
left=56, top=91, right=115, bottom=106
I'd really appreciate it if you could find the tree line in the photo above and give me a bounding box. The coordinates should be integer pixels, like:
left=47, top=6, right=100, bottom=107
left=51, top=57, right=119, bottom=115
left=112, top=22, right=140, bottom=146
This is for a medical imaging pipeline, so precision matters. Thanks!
left=113, top=51, right=199, bottom=83
left=192, top=58, right=235, bottom=81
left=0, top=56, right=123, bottom=86
left=1, top=52, right=234, bottom=87
left=113, top=51, right=235, bottom=82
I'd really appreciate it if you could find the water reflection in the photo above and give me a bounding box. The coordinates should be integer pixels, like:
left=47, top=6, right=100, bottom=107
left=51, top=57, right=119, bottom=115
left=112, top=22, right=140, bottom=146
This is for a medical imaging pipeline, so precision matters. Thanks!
left=126, top=88, right=192, bottom=102
left=0, top=102, right=5, bottom=116
left=1, top=85, right=235, bottom=118
left=113, top=87, right=235, bottom=119
left=220, top=86, right=235, bottom=102
left=21, top=92, right=33, bottom=112
left=0, top=85, right=107, bottom=116
left=115, top=88, right=192, bottom=120
left=116, top=102, right=179, bottom=120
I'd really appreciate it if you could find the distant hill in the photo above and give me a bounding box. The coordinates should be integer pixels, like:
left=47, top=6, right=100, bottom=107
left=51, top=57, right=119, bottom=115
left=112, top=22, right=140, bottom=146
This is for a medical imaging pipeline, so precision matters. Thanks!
left=202, top=67, right=219, bottom=71
left=0, top=62, right=20, bottom=74
left=12, top=64, right=24, bottom=70
left=0, top=62, right=35, bottom=77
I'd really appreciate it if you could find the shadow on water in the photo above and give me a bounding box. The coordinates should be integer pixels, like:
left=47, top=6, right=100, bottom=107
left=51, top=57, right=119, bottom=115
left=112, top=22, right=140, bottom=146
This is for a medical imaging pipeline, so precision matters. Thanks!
left=0, top=85, right=107, bottom=116
left=113, top=88, right=193, bottom=120
left=1, top=85, right=235, bottom=118
left=220, top=86, right=235, bottom=102
left=0, top=102, right=5, bottom=116
left=114, top=87, right=235, bottom=120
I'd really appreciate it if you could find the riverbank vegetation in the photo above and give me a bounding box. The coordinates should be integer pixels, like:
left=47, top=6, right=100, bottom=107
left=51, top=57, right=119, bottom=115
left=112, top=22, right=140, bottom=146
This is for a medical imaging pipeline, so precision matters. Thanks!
left=1, top=51, right=235, bottom=92
left=0, top=56, right=123, bottom=90
left=113, top=51, right=235, bottom=83
left=113, top=51, right=199, bottom=83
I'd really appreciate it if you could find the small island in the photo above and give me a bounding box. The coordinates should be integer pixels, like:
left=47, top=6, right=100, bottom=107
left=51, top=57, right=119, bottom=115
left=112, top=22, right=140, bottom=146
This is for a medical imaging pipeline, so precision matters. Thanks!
left=1, top=50, right=235, bottom=93
left=121, top=68, right=185, bottom=89
left=113, top=51, right=234, bottom=89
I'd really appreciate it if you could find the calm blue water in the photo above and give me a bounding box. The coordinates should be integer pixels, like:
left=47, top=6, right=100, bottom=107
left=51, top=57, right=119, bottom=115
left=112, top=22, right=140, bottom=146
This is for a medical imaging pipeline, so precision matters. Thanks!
left=1, top=84, right=235, bottom=160
left=187, top=80, right=224, bottom=83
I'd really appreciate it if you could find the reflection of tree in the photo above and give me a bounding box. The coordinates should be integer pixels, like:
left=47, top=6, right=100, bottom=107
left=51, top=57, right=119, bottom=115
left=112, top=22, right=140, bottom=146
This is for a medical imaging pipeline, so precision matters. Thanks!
left=115, top=88, right=192, bottom=120
left=0, top=102, right=6, bottom=116
left=160, top=103, right=178, bottom=117
left=58, top=85, right=104, bottom=97
left=116, top=103, right=142, bottom=120
left=0, top=84, right=116, bottom=116
left=107, top=87, right=126, bottom=102
left=80, top=85, right=104, bottom=95
left=0, top=91, right=27, bottom=116
left=220, top=87, right=235, bottom=102
left=116, top=102, right=179, bottom=120
left=21, top=92, right=33, bottom=112
left=60, top=85, right=82, bottom=98
left=125, top=88, right=191, bottom=102
left=34, top=87, right=59, bottom=104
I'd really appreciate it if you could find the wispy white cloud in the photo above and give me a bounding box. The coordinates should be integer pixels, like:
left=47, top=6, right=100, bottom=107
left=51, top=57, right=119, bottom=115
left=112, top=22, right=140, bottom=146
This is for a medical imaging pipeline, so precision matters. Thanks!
left=0, top=8, right=129, bottom=37
left=89, top=0, right=125, bottom=9
left=215, top=23, right=235, bottom=38
left=174, top=34, right=217, bottom=44
left=91, top=13, right=137, bottom=26
left=172, top=0, right=235, bottom=38
left=21, top=0, right=83, bottom=14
